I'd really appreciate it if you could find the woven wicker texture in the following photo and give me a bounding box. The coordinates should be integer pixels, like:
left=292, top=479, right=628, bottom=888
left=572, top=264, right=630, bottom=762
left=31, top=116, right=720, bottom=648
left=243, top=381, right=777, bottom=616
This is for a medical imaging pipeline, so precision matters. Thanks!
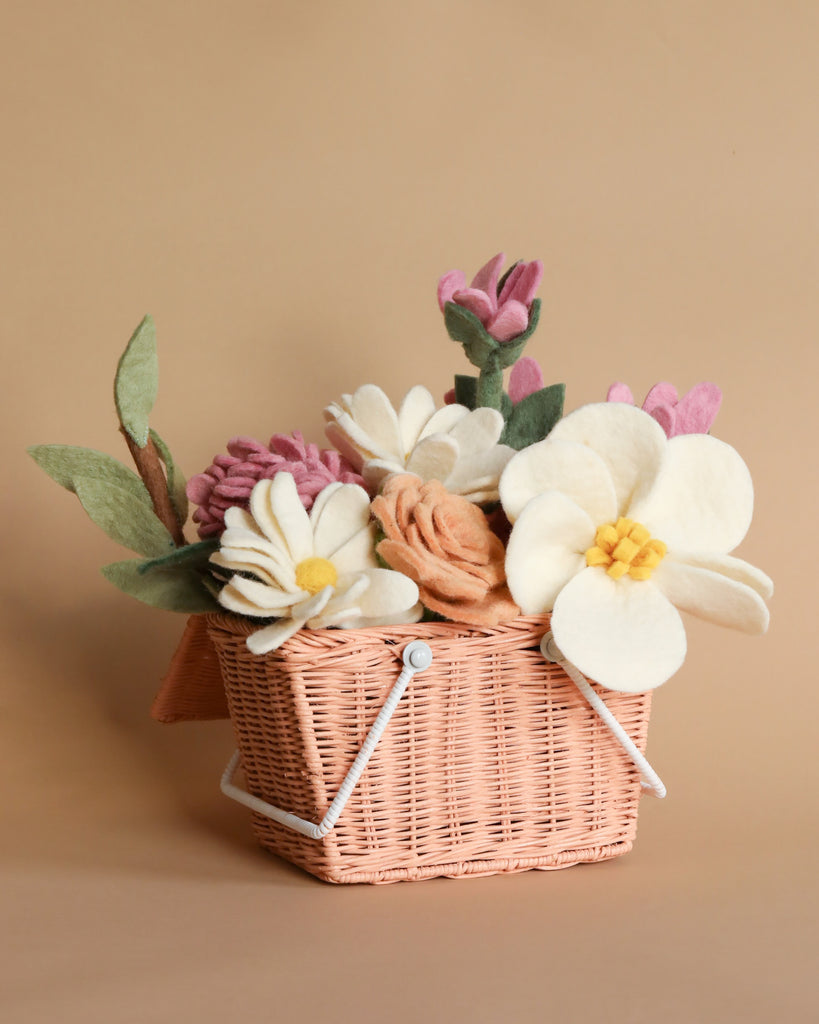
left=152, top=615, right=229, bottom=723
left=206, top=613, right=652, bottom=884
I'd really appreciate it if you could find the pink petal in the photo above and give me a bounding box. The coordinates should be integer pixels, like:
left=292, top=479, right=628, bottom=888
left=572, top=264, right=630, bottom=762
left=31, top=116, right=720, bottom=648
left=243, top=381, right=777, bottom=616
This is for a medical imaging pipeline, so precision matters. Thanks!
left=186, top=473, right=217, bottom=504
left=642, top=382, right=679, bottom=414
left=486, top=300, right=529, bottom=342
left=452, top=286, right=496, bottom=323
left=606, top=383, right=635, bottom=405
left=649, top=404, right=676, bottom=438
left=227, top=436, right=267, bottom=458
left=437, top=269, right=467, bottom=311
left=499, top=259, right=543, bottom=307
left=509, top=356, right=544, bottom=403
left=673, top=382, right=723, bottom=436
left=470, top=252, right=506, bottom=296
left=443, top=387, right=457, bottom=405
left=269, top=432, right=308, bottom=460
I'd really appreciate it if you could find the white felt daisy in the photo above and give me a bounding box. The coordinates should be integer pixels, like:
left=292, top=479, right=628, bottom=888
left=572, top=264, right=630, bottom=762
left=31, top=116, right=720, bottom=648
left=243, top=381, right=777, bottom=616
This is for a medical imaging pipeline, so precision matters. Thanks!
left=211, top=474, right=422, bottom=654
left=324, top=384, right=514, bottom=503
left=501, top=403, right=772, bottom=692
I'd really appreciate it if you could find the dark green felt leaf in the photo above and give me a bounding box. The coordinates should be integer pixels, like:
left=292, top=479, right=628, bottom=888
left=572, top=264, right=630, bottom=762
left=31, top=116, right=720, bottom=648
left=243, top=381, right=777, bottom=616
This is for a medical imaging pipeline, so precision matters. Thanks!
left=139, top=538, right=219, bottom=575
left=28, top=444, right=151, bottom=503
left=443, top=302, right=498, bottom=369
left=150, top=428, right=188, bottom=529
left=453, top=375, right=478, bottom=409
left=501, top=383, right=566, bottom=450
left=115, top=315, right=158, bottom=448
left=101, top=558, right=220, bottom=613
left=74, top=477, right=175, bottom=557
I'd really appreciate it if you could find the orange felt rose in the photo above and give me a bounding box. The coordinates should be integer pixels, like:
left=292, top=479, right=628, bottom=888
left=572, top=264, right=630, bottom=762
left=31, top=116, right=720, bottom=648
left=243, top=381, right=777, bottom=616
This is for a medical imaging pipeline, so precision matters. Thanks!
left=371, top=475, right=520, bottom=627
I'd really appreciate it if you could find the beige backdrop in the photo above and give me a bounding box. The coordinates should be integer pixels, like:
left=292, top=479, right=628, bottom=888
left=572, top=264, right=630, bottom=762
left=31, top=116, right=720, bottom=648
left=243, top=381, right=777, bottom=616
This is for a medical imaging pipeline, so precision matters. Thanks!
left=3, top=2, right=817, bottom=1022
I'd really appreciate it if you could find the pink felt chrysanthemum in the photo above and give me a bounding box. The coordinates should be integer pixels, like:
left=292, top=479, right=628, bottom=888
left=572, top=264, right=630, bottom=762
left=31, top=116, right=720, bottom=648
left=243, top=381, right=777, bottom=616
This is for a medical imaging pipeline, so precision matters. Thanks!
left=186, top=431, right=365, bottom=539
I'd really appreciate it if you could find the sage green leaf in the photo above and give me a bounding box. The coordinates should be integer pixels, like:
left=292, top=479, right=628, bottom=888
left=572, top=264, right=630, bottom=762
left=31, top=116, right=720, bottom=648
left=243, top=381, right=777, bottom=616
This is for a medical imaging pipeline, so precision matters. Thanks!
left=139, top=539, right=219, bottom=575
left=115, top=315, right=158, bottom=448
left=150, top=428, right=188, bottom=529
left=28, top=444, right=151, bottom=504
left=501, top=383, right=566, bottom=450
left=443, top=302, right=498, bottom=369
left=74, top=476, right=175, bottom=557
left=101, top=558, right=220, bottom=613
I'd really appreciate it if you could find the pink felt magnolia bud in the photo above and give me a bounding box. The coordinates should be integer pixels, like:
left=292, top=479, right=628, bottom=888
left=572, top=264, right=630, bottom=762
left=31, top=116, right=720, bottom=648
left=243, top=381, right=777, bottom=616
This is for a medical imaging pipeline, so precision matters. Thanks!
left=606, top=381, right=723, bottom=438
left=438, top=252, right=543, bottom=343
left=186, top=431, right=365, bottom=539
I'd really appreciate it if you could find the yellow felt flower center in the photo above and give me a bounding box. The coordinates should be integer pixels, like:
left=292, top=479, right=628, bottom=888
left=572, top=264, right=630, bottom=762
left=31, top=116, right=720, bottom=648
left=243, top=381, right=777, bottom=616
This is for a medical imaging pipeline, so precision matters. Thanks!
left=295, top=556, right=338, bottom=595
left=585, top=518, right=667, bottom=581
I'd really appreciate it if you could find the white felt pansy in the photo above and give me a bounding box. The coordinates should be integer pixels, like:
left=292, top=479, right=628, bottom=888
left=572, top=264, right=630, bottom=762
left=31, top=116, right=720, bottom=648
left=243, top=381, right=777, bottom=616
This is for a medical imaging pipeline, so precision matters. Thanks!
left=501, top=403, right=772, bottom=692
left=324, top=384, right=514, bottom=502
left=211, top=474, right=422, bottom=654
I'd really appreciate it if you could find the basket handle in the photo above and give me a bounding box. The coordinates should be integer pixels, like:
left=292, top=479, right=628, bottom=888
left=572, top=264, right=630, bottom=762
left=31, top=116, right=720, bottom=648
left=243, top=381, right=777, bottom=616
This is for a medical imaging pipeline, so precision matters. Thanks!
left=540, top=632, right=666, bottom=799
left=219, top=640, right=434, bottom=839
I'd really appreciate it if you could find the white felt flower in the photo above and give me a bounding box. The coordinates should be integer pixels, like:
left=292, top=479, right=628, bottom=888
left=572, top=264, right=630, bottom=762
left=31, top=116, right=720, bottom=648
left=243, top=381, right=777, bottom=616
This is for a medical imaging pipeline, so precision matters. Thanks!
left=324, top=384, right=514, bottom=503
left=211, top=474, right=422, bottom=654
left=501, top=403, right=772, bottom=692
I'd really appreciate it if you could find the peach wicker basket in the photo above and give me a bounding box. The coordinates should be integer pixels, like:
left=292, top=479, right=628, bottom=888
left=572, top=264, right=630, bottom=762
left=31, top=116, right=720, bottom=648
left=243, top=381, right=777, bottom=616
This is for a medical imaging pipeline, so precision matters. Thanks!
left=205, top=612, right=655, bottom=884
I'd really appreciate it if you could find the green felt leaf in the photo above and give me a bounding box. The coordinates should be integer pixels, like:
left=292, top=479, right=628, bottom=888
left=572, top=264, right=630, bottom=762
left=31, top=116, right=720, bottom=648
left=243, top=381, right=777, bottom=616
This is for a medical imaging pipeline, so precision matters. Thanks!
left=501, top=383, right=566, bottom=450
left=115, top=315, right=158, bottom=448
left=74, top=477, right=175, bottom=557
left=453, top=374, right=478, bottom=410
left=28, top=444, right=151, bottom=503
left=139, top=538, right=219, bottom=575
left=150, top=428, right=188, bottom=529
left=443, top=302, right=498, bottom=369
left=101, top=558, right=220, bottom=613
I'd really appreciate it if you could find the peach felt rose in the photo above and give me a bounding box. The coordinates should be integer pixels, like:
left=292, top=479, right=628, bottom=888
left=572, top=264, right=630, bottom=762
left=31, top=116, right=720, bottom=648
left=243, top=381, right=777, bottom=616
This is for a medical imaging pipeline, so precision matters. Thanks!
left=372, top=475, right=519, bottom=627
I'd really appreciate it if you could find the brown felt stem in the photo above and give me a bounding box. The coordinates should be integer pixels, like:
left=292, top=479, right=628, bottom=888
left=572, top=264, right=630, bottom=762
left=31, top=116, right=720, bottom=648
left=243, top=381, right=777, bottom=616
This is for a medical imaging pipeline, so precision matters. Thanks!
left=121, top=427, right=187, bottom=547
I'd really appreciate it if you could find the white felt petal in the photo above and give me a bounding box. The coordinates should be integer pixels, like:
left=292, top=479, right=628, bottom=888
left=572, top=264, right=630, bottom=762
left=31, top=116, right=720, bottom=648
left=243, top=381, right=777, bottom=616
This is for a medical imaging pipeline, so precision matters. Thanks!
left=324, top=420, right=370, bottom=469
left=325, top=410, right=398, bottom=465
left=211, top=547, right=299, bottom=592
left=223, top=506, right=266, bottom=537
left=228, top=575, right=307, bottom=612
left=267, top=473, right=315, bottom=564
left=551, top=569, right=687, bottom=692
left=247, top=480, right=290, bottom=556
left=417, top=403, right=469, bottom=441
left=219, top=582, right=296, bottom=619
left=406, top=434, right=460, bottom=483
left=348, top=385, right=403, bottom=460
left=246, top=616, right=305, bottom=655
left=328, top=524, right=378, bottom=574
left=549, top=403, right=667, bottom=514
left=308, top=482, right=344, bottom=526
left=447, top=407, right=504, bottom=456
left=325, top=603, right=425, bottom=630
left=499, top=438, right=618, bottom=524
left=320, top=572, right=371, bottom=614
left=505, top=492, right=595, bottom=613
left=629, top=434, right=754, bottom=555
left=311, top=483, right=372, bottom=558
left=291, top=586, right=334, bottom=622
left=443, top=445, right=514, bottom=497
left=667, top=551, right=773, bottom=599
left=397, top=385, right=437, bottom=453
left=653, top=558, right=770, bottom=634
left=354, top=568, right=420, bottom=618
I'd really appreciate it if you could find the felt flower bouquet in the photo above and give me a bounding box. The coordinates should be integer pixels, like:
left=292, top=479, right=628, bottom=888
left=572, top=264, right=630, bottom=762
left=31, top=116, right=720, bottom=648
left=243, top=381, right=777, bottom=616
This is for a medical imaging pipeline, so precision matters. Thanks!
left=30, top=252, right=772, bottom=695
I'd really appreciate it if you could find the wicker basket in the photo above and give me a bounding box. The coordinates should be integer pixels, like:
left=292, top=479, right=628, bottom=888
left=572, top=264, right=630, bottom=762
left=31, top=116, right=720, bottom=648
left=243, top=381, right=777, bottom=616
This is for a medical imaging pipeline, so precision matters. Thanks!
left=205, top=612, right=653, bottom=884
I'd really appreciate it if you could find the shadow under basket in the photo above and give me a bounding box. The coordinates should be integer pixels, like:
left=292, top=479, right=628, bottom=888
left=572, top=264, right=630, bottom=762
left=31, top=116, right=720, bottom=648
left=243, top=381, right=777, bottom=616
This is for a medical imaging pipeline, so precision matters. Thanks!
left=205, top=613, right=653, bottom=884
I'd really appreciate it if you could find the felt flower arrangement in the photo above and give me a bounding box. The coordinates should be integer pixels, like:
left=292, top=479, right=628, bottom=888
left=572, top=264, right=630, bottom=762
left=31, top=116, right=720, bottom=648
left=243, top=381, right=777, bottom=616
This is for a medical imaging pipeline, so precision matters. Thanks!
left=29, top=252, right=772, bottom=691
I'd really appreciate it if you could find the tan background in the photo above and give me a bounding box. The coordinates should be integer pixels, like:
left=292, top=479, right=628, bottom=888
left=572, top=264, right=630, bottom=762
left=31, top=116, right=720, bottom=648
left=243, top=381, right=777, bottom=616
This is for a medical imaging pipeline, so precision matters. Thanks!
left=3, top=1, right=817, bottom=1021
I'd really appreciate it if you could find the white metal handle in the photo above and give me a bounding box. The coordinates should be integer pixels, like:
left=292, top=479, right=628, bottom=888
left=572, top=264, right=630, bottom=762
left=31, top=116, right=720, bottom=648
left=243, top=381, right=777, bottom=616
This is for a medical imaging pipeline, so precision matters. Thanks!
left=540, top=631, right=666, bottom=799
left=220, top=640, right=434, bottom=838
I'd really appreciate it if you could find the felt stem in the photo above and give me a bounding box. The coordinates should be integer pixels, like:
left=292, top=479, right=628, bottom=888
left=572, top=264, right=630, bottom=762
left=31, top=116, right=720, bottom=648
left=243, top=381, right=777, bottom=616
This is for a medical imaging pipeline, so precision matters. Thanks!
left=476, top=357, right=504, bottom=411
left=120, top=427, right=187, bottom=547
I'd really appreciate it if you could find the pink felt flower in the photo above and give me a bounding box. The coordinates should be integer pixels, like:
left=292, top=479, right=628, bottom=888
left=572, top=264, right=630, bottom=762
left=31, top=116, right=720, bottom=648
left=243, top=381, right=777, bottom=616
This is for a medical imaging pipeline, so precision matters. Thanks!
left=606, top=381, right=722, bottom=438
left=438, top=253, right=543, bottom=343
left=186, top=431, right=365, bottom=539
